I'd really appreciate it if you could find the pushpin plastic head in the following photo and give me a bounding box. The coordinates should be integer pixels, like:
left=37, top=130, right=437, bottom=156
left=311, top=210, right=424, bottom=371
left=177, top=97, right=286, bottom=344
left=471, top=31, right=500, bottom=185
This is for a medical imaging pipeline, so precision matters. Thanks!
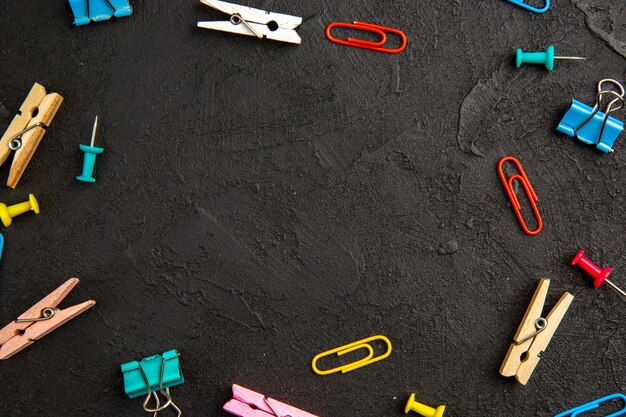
left=516, top=45, right=585, bottom=71
left=0, top=194, right=40, bottom=227
left=77, top=116, right=104, bottom=183
left=571, top=250, right=626, bottom=300
left=405, top=394, right=445, bottom=417
left=77, top=144, right=104, bottom=183
left=516, top=45, right=555, bottom=70
left=571, top=250, right=612, bottom=288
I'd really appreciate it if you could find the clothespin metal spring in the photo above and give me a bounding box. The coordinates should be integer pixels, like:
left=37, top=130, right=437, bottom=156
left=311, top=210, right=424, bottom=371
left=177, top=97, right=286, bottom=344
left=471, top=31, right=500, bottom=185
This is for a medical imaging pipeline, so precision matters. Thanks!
left=15, top=307, right=60, bottom=323
left=7, top=122, right=45, bottom=151
left=513, top=318, right=547, bottom=345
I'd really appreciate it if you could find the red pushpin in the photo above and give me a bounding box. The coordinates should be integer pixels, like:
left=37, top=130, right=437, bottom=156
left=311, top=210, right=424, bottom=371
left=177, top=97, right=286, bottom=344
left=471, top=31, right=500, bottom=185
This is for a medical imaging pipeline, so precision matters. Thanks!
left=571, top=250, right=626, bottom=299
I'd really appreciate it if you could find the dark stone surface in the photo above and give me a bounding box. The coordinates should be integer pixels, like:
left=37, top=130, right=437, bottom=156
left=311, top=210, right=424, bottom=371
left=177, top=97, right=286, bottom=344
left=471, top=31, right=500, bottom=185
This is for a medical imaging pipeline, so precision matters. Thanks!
left=0, top=0, right=624, bottom=416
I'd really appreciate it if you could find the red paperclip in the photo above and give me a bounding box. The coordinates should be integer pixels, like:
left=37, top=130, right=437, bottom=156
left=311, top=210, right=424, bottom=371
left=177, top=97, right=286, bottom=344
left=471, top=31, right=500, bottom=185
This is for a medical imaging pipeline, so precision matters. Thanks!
left=497, top=156, right=543, bottom=236
left=325, top=21, right=407, bottom=54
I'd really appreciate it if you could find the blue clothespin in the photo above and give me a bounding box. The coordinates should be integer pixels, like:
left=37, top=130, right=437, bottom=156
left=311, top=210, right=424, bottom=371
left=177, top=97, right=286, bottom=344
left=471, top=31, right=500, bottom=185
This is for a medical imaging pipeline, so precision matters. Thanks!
left=68, top=0, right=133, bottom=26
left=557, top=79, right=625, bottom=153
left=121, top=350, right=184, bottom=415
left=554, top=393, right=626, bottom=417
left=504, top=0, right=550, bottom=13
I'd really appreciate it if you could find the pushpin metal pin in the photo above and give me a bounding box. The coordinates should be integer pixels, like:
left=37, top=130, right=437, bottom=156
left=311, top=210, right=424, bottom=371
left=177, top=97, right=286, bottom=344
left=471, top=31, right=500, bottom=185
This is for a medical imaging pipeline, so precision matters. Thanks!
left=571, top=250, right=626, bottom=300
left=516, top=45, right=586, bottom=71
left=0, top=194, right=40, bottom=227
left=405, top=394, right=445, bottom=417
left=77, top=116, right=104, bottom=183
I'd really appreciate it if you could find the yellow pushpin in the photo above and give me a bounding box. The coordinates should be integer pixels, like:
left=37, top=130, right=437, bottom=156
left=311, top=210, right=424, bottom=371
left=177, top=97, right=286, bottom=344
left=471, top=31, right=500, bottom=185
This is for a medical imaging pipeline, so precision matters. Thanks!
left=405, top=394, right=445, bottom=417
left=0, top=194, right=40, bottom=227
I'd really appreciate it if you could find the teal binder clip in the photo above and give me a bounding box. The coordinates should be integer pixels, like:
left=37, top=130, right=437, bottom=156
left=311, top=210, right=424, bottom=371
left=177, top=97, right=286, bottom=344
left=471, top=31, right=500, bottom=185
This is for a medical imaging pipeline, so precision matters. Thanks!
left=554, top=393, right=626, bottom=417
left=121, top=350, right=184, bottom=416
left=557, top=79, right=625, bottom=153
left=68, top=0, right=132, bottom=26
left=504, top=0, right=549, bottom=13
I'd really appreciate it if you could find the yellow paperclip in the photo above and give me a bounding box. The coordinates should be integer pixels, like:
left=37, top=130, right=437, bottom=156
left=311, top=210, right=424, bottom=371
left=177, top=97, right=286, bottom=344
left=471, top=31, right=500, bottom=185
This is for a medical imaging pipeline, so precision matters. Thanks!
left=311, top=335, right=392, bottom=375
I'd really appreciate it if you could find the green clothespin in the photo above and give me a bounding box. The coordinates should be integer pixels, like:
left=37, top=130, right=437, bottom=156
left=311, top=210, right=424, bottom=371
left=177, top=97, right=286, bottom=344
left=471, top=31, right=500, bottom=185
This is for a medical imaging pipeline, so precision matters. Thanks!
left=77, top=116, right=104, bottom=183
left=515, top=45, right=585, bottom=71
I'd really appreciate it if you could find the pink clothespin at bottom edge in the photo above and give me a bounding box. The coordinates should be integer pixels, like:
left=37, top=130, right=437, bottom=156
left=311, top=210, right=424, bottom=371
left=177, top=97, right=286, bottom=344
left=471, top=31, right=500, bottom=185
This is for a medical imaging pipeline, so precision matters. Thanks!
left=224, top=384, right=319, bottom=417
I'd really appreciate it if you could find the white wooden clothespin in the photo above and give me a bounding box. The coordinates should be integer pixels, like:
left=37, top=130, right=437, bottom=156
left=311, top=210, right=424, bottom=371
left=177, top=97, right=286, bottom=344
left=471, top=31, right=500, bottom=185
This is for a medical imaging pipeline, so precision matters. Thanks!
left=197, top=0, right=302, bottom=44
left=500, top=279, right=574, bottom=385
left=0, top=278, right=95, bottom=360
left=0, top=83, right=63, bottom=188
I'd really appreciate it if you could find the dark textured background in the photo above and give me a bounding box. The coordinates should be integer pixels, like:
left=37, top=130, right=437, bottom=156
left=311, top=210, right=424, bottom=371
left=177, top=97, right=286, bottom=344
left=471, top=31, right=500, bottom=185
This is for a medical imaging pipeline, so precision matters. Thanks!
left=0, top=0, right=624, bottom=416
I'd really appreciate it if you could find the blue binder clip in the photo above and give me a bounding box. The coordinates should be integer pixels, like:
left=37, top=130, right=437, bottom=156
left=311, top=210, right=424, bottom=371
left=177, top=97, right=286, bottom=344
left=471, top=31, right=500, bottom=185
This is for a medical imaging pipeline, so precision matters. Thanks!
left=68, top=0, right=133, bottom=26
left=554, top=393, right=626, bottom=417
left=504, top=0, right=550, bottom=13
left=557, top=79, right=625, bottom=153
left=121, top=349, right=184, bottom=416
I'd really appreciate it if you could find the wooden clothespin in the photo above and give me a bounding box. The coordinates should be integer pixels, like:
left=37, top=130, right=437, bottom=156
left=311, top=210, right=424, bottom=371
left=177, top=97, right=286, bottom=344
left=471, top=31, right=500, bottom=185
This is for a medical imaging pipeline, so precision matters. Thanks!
left=0, top=83, right=63, bottom=188
left=500, top=279, right=573, bottom=384
left=0, top=278, right=95, bottom=360
left=225, top=385, right=319, bottom=417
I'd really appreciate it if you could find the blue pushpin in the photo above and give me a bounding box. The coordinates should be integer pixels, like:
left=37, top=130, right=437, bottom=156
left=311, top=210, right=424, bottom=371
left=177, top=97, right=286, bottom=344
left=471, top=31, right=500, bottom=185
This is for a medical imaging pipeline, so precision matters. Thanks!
left=516, top=45, right=585, bottom=71
left=77, top=116, right=104, bottom=183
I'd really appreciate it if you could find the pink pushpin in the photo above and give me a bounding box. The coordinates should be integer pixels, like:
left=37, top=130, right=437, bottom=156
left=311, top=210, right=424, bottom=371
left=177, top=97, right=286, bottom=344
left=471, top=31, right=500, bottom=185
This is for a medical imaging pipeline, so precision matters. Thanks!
left=571, top=250, right=626, bottom=299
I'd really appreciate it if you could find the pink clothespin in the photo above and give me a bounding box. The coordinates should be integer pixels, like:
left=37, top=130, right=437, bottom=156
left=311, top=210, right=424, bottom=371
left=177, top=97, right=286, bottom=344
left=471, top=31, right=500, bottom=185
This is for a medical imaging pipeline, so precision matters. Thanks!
left=224, top=385, right=319, bottom=417
left=0, top=278, right=96, bottom=360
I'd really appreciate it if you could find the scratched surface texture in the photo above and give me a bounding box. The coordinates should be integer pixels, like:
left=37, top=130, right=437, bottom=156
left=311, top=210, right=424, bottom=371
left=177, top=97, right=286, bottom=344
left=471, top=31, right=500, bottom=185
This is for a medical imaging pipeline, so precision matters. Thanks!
left=0, top=0, right=624, bottom=416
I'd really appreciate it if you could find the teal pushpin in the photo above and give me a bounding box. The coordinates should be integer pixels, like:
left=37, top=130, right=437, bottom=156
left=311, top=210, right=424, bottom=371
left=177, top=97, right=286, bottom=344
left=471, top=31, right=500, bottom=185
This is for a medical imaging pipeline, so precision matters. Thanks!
left=515, top=45, right=585, bottom=71
left=77, top=116, right=104, bottom=183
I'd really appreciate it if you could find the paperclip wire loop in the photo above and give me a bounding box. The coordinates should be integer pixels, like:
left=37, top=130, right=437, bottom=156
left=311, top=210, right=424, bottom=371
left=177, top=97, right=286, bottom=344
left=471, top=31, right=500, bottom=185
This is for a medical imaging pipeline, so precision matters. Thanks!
left=497, top=156, right=542, bottom=236
left=504, top=0, right=550, bottom=13
left=554, top=393, right=626, bottom=417
left=325, top=22, right=407, bottom=54
left=311, top=335, right=392, bottom=375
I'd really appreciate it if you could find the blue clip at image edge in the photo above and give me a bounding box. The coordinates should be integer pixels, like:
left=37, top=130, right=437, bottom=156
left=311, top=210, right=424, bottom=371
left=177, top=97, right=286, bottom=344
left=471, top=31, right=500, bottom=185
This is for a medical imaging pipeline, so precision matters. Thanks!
left=557, top=99, right=625, bottom=153
left=505, top=0, right=550, bottom=13
left=121, top=349, right=184, bottom=399
left=68, top=0, right=132, bottom=26
left=0, top=233, right=4, bottom=262
left=553, top=393, right=626, bottom=417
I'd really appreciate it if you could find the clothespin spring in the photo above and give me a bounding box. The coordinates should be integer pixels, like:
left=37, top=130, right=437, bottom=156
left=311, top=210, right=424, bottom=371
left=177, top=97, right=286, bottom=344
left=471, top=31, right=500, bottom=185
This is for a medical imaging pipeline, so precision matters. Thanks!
left=513, top=318, right=547, bottom=345
left=264, top=397, right=292, bottom=417
left=138, top=356, right=182, bottom=417
left=7, top=122, right=45, bottom=151
left=14, top=307, right=60, bottom=322
left=230, top=13, right=262, bottom=38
